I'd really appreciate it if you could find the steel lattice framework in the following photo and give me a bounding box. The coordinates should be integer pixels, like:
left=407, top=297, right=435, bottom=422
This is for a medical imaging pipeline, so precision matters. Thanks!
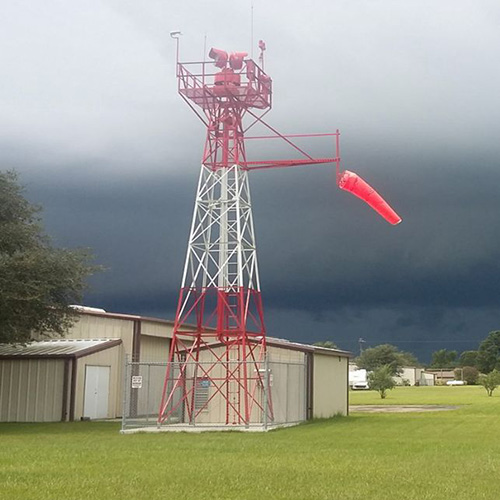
left=158, top=41, right=340, bottom=426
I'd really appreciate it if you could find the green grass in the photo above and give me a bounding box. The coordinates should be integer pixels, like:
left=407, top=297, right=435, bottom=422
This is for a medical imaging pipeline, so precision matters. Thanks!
left=1, top=386, right=499, bottom=500
left=349, top=383, right=492, bottom=406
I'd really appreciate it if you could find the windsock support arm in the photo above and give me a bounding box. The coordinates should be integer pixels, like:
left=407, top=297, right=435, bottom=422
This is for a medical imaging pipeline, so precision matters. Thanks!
left=243, top=129, right=401, bottom=225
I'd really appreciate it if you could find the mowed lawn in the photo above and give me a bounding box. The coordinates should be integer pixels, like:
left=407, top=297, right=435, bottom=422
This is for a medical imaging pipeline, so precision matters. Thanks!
left=1, top=386, right=499, bottom=500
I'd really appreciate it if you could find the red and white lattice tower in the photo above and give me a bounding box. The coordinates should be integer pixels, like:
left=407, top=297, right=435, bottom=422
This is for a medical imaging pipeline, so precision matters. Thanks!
left=158, top=43, right=279, bottom=427
left=158, top=39, right=401, bottom=427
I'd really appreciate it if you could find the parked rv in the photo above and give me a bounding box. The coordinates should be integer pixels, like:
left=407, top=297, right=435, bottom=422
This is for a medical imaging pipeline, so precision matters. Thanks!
left=349, top=369, right=369, bottom=390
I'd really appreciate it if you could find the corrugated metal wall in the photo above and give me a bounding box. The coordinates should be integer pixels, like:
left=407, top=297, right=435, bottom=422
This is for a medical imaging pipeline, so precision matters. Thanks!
left=140, top=335, right=170, bottom=362
left=0, top=359, right=65, bottom=422
left=313, top=353, right=348, bottom=418
left=141, top=320, right=174, bottom=339
left=0, top=314, right=177, bottom=423
left=186, top=344, right=308, bottom=425
left=268, top=345, right=305, bottom=363
left=67, top=315, right=134, bottom=355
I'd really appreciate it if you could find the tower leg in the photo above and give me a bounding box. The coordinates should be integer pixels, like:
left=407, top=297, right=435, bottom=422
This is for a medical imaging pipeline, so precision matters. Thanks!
left=158, top=164, right=273, bottom=426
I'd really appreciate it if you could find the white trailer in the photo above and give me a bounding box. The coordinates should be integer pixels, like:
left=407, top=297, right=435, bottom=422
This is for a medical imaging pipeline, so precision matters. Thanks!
left=349, top=369, right=369, bottom=390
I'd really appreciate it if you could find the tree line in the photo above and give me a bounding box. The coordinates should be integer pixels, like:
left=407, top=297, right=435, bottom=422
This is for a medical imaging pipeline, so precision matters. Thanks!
left=428, top=334, right=500, bottom=374
left=315, top=336, right=500, bottom=398
left=315, top=332, right=500, bottom=377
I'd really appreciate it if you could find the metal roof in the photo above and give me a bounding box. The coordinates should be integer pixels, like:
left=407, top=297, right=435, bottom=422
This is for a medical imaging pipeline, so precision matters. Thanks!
left=0, top=338, right=122, bottom=359
left=266, top=337, right=352, bottom=358
left=70, top=305, right=177, bottom=327
left=176, top=337, right=352, bottom=358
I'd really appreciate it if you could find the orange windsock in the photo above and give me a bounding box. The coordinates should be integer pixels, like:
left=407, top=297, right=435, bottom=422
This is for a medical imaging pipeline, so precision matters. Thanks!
left=338, top=170, right=402, bottom=225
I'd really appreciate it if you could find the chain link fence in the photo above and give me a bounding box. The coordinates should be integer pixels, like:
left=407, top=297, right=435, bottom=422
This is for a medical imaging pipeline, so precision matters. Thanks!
left=122, top=357, right=307, bottom=432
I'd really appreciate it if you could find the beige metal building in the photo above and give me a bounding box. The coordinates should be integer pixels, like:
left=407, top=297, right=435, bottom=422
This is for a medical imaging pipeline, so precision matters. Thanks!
left=256, top=339, right=350, bottom=420
left=64, top=307, right=176, bottom=363
left=0, top=308, right=176, bottom=423
left=0, top=308, right=351, bottom=424
left=0, top=338, right=121, bottom=422
left=394, top=367, right=436, bottom=386
left=126, top=337, right=351, bottom=430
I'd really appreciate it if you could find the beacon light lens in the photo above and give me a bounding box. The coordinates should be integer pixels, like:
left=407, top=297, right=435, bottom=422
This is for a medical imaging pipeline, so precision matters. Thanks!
left=208, top=48, right=228, bottom=68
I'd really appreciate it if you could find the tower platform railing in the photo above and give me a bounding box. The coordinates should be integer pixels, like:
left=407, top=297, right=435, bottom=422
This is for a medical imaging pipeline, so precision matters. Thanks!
left=176, top=59, right=272, bottom=111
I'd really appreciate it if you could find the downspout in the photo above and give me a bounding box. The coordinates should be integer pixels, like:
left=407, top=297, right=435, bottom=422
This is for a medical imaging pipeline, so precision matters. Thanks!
left=69, top=357, right=78, bottom=421
left=346, top=356, right=349, bottom=416
left=306, top=352, right=314, bottom=420
left=130, top=320, right=142, bottom=417
left=61, top=358, right=70, bottom=421
left=132, top=319, right=142, bottom=361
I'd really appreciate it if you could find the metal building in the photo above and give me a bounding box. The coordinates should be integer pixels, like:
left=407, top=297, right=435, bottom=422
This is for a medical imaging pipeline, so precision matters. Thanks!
left=0, top=308, right=351, bottom=424
left=0, top=308, right=176, bottom=422
left=122, top=338, right=350, bottom=432
left=0, top=338, right=121, bottom=422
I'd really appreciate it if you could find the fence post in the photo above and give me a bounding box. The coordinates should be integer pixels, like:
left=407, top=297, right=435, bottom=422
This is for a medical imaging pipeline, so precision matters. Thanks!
left=303, top=359, right=307, bottom=422
left=121, top=354, right=130, bottom=433
left=146, top=363, right=151, bottom=425
left=191, top=361, right=197, bottom=426
left=285, top=362, right=290, bottom=423
left=263, top=353, right=269, bottom=430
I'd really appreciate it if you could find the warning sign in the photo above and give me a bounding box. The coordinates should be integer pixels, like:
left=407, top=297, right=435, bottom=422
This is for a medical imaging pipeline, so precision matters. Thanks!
left=131, top=376, right=143, bottom=389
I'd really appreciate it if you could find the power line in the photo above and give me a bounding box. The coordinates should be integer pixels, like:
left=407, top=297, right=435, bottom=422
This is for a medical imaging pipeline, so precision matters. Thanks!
left=334, top=339, right=479, bottom=343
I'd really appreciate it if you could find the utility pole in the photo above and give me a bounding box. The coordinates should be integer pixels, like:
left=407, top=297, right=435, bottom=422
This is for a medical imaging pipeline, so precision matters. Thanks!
left=358, top=337, right=366, bottom=356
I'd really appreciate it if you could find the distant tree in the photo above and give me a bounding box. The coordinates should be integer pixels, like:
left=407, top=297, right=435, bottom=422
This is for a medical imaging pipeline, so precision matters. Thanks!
left=454, top=366, right=479, bottom=385
left=430, top=349, right=458, bottom=368
left=476, top=331, right=500, bottom=374
left=458, top=350, right=479, bottom=368
left=367, top=365, right=396, bottom=399
left=313, top=340, right=337, bottom=349
left=356, top=344, right=418, bottom=375
left=398, top=350, right=420, bottom=367
left=478, top=370, right=500, bottom=397
left=0, top=170, right=100, bottom=343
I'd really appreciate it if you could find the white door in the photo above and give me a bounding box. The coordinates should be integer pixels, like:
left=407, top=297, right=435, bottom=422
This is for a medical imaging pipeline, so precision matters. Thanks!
left=83, top=365, right=110, bottom=419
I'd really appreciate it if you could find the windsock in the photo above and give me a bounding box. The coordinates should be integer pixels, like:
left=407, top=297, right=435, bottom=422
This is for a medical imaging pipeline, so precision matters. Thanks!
left=338, top=170, right=402, bottom=225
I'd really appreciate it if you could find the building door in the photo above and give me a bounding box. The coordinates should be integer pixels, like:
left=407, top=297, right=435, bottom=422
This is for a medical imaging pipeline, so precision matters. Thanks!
left=83, top=365, right=110, bottom=419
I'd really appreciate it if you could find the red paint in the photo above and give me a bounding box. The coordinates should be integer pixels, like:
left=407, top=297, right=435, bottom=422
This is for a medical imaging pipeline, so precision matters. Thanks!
left=158, top=48, right=275, bottom=427
left=338, top=170, right=402, bottom=225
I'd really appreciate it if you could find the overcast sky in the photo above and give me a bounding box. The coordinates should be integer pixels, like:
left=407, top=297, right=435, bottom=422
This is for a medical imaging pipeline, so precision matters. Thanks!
left=2, top=0, right=500, bottom=360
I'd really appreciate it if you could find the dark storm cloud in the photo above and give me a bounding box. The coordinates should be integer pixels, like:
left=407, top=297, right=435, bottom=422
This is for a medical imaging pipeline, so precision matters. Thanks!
left=2, top=1, right=500, bottom=361
left=19, top=146, right=500, bottom=362
left=26, top=170, right=196, bottom=305
left=254, top=154, right=500, bottom=308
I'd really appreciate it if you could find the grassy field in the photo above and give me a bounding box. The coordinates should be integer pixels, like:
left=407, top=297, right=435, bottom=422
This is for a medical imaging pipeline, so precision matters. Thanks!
left=1, top=386, right=499, bottom=500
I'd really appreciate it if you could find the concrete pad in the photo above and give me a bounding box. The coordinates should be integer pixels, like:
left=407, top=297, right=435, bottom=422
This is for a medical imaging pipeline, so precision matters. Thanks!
left=121, top=421, right=300, bottom=434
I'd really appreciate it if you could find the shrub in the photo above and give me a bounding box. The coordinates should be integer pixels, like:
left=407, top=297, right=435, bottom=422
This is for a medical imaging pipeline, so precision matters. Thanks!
left=462, top=366, right=479, bottom=385
left=367, top=365, right=396, bottom=399
left=478, top=370, right=500, bottom=396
